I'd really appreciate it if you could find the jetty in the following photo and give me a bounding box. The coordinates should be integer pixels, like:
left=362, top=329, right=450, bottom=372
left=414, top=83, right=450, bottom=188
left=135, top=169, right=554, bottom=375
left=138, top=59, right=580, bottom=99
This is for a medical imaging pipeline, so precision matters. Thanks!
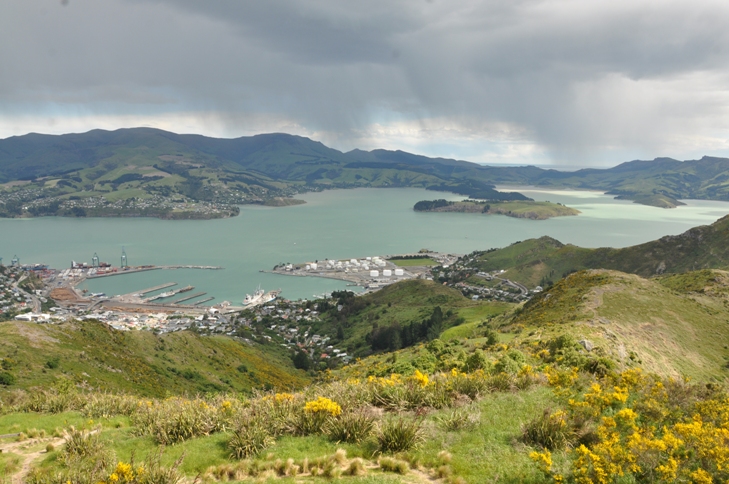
left=172, top=292, right=206, bottom=304
left=194, top=297, right=215, bottom=305
left=138, top=282, right=177, bottom=296
left=85, top=265, right=223, bottom=279
left=145, top=285, right=194, bottom=302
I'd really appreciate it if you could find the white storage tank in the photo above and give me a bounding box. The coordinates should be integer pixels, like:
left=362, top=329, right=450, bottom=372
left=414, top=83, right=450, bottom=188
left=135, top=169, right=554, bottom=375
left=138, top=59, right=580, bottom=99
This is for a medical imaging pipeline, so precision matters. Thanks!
left=383, top=269, right=392, bottom=277
left=369, top=270, right=379, bottom=278
left=305, top=264, right=311, bottom=270
left=395, top=269, right=404, bottom=276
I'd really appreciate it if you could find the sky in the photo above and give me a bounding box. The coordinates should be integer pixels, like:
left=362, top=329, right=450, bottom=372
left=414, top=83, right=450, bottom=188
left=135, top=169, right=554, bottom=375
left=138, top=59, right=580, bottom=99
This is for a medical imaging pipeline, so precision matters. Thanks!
left=2, top=0, right=729, bottom=167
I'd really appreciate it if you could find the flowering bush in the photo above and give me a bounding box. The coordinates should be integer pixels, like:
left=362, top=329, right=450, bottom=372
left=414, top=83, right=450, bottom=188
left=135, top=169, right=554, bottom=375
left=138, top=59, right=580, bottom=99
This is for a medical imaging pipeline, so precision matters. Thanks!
left=304, top=397, right=342, bottom=416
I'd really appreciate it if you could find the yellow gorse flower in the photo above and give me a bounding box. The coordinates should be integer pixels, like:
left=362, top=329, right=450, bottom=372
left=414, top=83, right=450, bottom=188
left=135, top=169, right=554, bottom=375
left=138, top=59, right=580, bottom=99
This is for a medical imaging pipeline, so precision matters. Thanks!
left=411, top=370, right=429, bottom=387
left=304, top=397, right=341, bottom=416
left=274, top=393, right=295, bottom=404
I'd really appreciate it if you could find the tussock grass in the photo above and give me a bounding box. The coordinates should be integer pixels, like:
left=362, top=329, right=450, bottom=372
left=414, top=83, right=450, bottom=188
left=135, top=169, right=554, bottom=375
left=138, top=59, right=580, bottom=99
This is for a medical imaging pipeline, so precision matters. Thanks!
left=377, top=418, right=425, bottom=453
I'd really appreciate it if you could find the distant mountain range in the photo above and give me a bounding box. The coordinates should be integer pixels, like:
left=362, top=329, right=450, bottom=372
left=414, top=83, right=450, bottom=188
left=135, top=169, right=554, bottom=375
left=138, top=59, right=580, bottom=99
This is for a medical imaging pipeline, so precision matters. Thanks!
left=2, top=128, right=729, bottom=213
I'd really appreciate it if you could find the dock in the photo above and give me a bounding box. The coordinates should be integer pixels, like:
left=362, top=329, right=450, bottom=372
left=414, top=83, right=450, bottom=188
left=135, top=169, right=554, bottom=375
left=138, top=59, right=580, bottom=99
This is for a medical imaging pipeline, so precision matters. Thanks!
left=85, top=265, right=223, bottom=279
left=138, top=282, right=177, bottom=296
left=194, top=297, right=215, bottom=305
left=145, top=285, right=194, bottom=302
left=172, top=292, right=206, bottom=304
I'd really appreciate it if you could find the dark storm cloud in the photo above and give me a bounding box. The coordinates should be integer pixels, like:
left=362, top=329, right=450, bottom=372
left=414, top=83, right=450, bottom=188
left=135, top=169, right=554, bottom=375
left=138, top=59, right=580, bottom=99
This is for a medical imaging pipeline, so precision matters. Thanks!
left=2, top=0, right=729, bottom=163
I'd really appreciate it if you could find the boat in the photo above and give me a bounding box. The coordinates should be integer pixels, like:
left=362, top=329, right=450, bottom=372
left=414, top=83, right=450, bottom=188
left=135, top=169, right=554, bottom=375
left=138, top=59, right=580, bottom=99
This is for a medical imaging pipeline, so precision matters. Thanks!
left=243, top=286, right=265, bottom=306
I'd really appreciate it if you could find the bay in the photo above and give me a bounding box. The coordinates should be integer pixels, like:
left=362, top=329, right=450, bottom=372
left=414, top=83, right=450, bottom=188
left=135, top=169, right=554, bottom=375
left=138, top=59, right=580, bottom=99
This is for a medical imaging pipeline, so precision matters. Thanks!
left=1, top=187, right=728, bottom=302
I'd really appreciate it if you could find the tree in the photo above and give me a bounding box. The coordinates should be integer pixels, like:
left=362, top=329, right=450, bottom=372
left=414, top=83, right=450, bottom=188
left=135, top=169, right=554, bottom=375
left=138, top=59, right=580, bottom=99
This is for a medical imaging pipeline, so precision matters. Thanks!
left=292, top=351, right=311, bottom=371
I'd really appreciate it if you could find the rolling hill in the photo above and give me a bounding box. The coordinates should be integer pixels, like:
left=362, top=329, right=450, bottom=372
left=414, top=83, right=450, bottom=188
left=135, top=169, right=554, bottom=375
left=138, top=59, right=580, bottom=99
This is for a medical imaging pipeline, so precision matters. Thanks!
left=0, top=319, right=308, bottom=397
left=461, top=213, right=729, bottom=287
left=4, top=128, right=729, bottom=219
left=501, top=269, right=729, bottom=382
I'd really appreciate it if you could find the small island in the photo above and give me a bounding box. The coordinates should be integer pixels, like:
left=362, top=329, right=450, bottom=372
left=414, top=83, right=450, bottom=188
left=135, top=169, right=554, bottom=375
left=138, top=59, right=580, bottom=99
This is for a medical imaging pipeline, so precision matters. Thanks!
left=413, top=199, right=580, bottom=220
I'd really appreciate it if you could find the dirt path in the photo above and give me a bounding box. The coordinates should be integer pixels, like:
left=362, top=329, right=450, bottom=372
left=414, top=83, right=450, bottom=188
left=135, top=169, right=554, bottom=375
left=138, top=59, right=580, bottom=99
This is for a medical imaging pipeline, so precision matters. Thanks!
left=1, top=435, right=66, bottom=484
left=3, top=429, right=101, bottom=483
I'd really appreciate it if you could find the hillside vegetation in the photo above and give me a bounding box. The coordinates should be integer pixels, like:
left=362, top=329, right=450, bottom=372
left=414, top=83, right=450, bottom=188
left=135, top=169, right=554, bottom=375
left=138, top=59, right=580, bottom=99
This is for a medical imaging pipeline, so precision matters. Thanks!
left=0, top=272, right=727, bottom=482
left=462, top=214, right=729, bottom=287
left=305, top=280, right=512, bottom=359
left=0, top=320, right=308, bottom=397
left=4, top=129, right=729, bottom=218
left=414, top=199, right=580, bottom=220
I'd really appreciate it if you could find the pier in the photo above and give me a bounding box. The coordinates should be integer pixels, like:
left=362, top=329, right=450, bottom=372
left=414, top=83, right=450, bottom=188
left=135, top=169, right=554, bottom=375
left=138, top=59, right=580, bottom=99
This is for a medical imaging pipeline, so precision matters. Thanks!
left=138, top=282, right=177, bottom=296
left=194, top=297, right=215, bottom=305
left=172, top=291, right=206, bottom=304
left=85, top=265, right=223, bottom=279
left=145, top=285, right=194, bottom=302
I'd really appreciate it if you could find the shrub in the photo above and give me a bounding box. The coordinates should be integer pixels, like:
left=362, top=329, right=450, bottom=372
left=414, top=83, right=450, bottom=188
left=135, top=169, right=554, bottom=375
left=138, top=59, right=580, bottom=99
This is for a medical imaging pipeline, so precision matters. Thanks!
left=464, top=350, right=489, bottom=372
left=45, top=357, right=60, bottom=369
left=82, top=393, right=138, bottom=419
left=304, top=397, right=342, bottom=416
left=494, top=355, right=521, bottom=375
left=0, top=371, right=16, bottom=386
left=287, top=409, right=329, bottom=436
left=229, top=422, right=273, bottom=459
left=345, top=458, right=367, bottom=476
left=435, top=406, right=481, bottom=431
left=522, top=408, right=573, bottom=450
left=131, top=397, right=225, bottom=444
left=377, top=418, right=425, bottom=453
left=379, top=456, right=410, bottom=474
left=325, top=411, right=375, bottom=443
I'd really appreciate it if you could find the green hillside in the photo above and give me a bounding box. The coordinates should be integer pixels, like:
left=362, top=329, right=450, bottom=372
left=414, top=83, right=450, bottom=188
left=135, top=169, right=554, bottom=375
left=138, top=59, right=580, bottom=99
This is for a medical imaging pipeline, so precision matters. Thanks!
left=499, top=269, right=729, bottom=382
left=461, top=214, right=729, bottom=287
left=2, top=269, right=729, bottom=482
left=4, top=129, right=729, bottom=219
left=305, top=279, right=512, bottom=360
left=0, top=320, right=308, bottom=397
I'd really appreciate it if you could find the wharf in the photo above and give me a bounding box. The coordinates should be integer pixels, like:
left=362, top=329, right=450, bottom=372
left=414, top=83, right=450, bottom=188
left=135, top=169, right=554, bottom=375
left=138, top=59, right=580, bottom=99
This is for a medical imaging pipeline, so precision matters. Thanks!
left=172, top=291, right=206, bottom=304
left=194, top=297, right=215, bottom=305
left=146, top=285, right=194, bottom=302
left=138, top=282, right=177, bottom=296
left=85, top=265, right=223, bottom=279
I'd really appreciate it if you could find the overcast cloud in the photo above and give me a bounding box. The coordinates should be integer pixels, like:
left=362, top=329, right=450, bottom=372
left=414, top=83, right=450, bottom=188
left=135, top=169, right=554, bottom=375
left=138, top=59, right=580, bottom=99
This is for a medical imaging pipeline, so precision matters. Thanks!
left=2, top=0, right=729, bottom=166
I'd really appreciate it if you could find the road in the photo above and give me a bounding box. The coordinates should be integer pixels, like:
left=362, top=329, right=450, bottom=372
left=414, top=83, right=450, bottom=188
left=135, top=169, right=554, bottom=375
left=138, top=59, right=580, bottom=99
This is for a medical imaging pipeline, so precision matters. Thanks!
left=12, top=274, right=41, bottom=312
left=476, top=273, right=530, bottom=297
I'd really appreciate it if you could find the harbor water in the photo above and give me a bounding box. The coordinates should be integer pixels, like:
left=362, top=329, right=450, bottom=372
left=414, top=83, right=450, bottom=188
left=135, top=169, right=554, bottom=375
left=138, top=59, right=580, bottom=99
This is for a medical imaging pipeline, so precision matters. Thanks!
left=1, top=187, right=729, bottom=302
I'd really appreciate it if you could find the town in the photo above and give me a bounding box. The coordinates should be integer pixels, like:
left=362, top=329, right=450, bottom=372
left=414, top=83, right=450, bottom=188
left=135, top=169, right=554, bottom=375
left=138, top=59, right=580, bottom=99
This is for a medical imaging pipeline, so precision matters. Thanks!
left=0, top=247, right=543, bottom=373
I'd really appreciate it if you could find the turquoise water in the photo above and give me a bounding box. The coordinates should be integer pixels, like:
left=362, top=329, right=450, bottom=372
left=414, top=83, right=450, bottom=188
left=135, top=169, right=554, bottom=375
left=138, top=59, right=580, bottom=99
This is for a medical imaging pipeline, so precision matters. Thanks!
left=1, top=187, right=728, bottom=302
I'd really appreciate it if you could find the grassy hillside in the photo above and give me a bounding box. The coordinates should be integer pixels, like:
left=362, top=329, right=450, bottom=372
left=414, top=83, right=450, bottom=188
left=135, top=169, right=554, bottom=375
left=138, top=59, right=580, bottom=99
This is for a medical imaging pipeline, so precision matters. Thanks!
left=0, top=320, right=308, bottom=397
left=1, top=268, right=729, bottom=482
left=501, top=269, right=729, bottom=382
left=465, top=214, right=729, bottom=287
left=308, top=280, right=512, bottom=359
left=4, top=129, right=729, bottom=217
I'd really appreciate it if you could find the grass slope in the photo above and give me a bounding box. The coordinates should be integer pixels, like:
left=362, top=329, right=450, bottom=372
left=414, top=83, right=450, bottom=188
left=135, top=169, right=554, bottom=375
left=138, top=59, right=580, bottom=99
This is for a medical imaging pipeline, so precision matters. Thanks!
left=471, top=214, right=729, bottom=286
left=311, top=280, right=512, bottom=357
left=0, top=320, right=308, bottom=397
left=503, top=269, right=729, bottom=382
